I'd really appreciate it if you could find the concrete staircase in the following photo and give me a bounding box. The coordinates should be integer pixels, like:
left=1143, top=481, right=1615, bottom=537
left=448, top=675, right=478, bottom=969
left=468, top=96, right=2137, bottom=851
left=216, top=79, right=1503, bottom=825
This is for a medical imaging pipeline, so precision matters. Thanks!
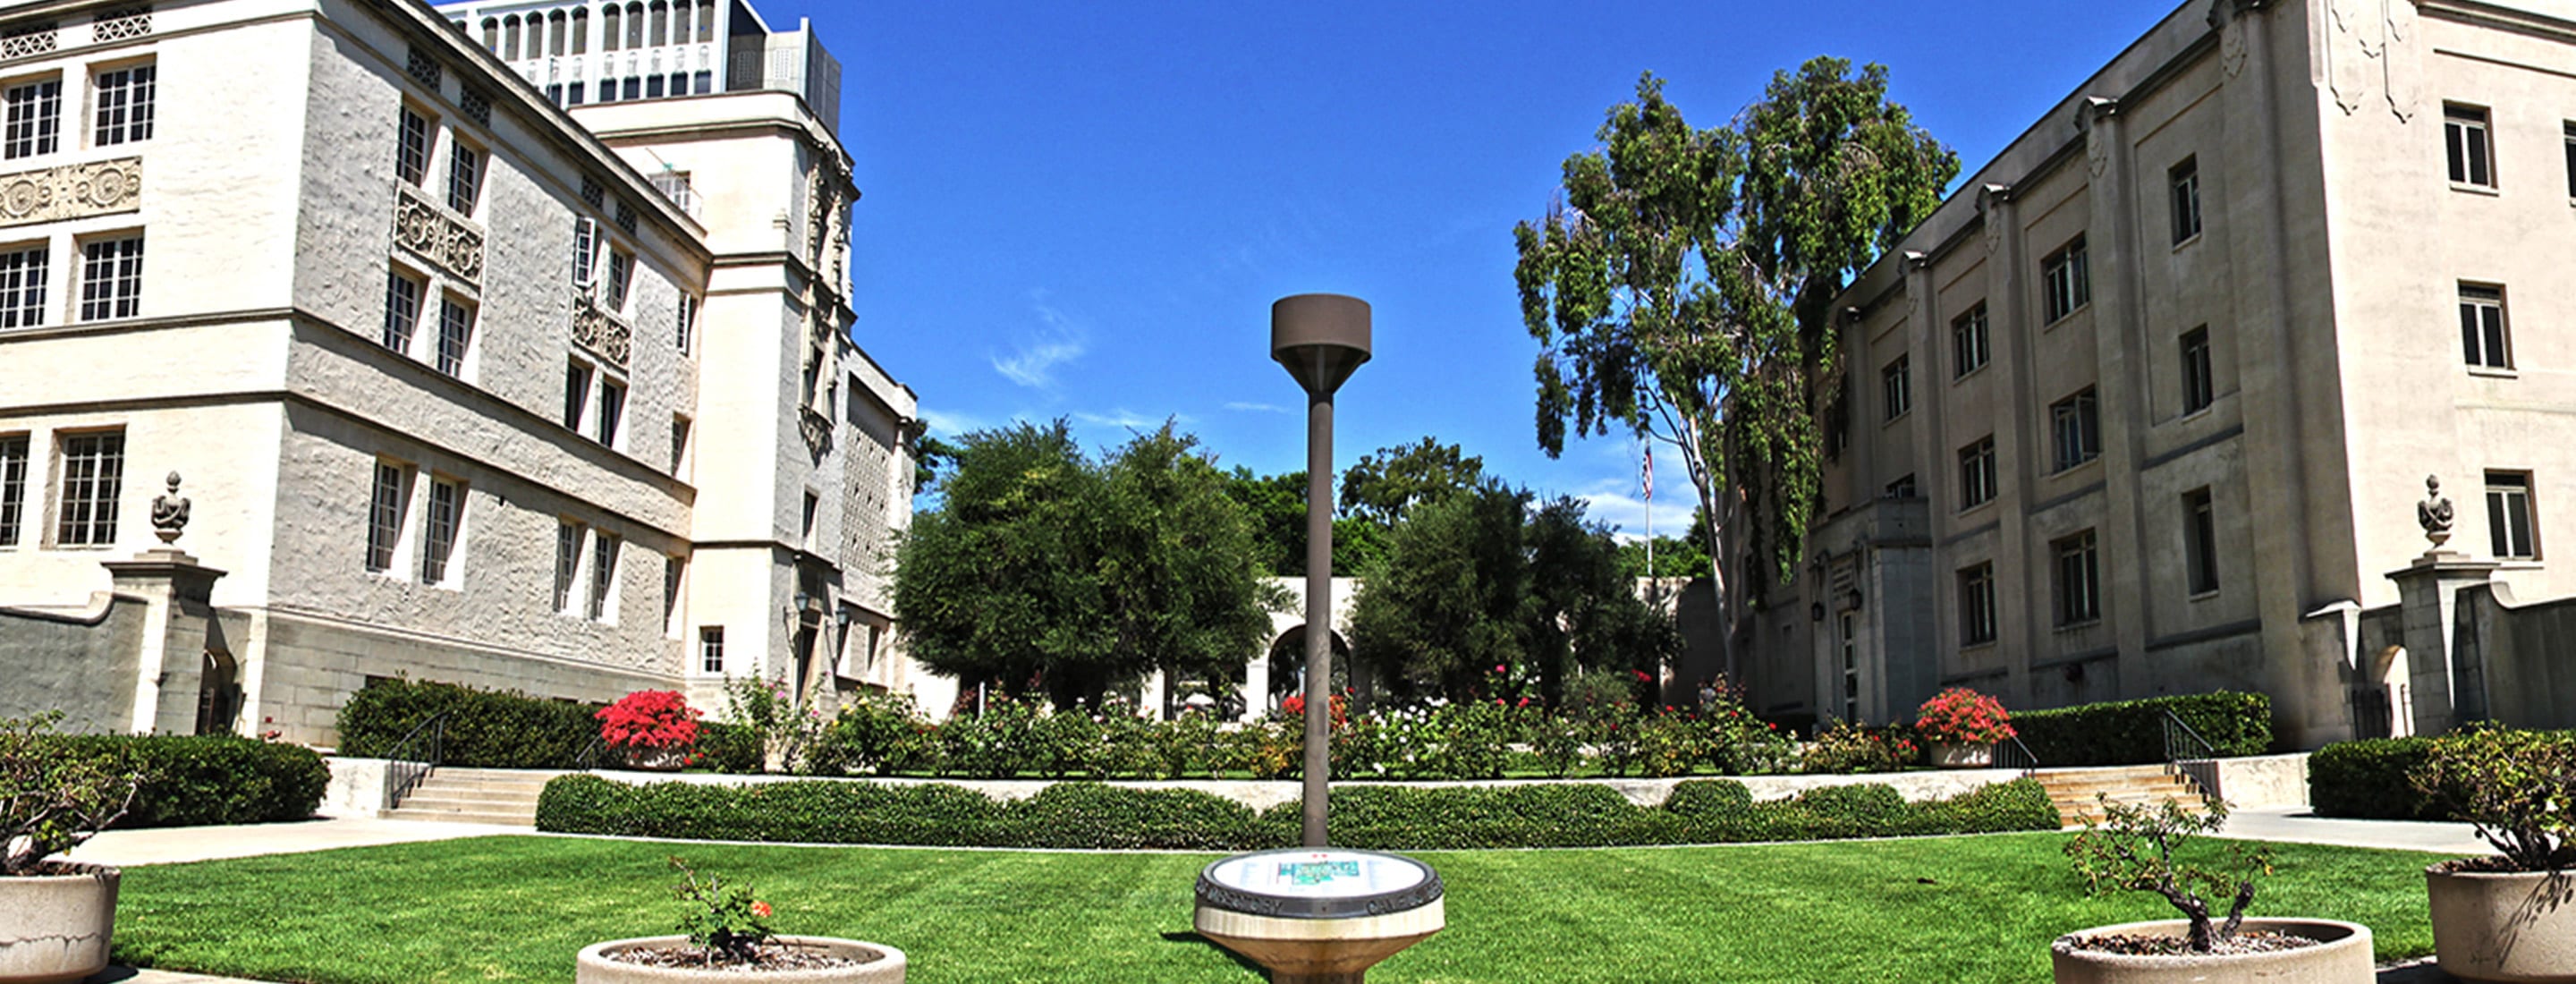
left=2034, top=764, right=2211, bottom=828
left=383, top=767, right=560, bottom=827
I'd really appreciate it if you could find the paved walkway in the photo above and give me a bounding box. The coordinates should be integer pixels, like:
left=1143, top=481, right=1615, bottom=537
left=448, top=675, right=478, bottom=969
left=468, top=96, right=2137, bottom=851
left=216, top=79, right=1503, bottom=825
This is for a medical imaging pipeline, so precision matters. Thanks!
left=65, top=816, right=530, bottom=867
left=2213, top=805, right=2490, bottom=856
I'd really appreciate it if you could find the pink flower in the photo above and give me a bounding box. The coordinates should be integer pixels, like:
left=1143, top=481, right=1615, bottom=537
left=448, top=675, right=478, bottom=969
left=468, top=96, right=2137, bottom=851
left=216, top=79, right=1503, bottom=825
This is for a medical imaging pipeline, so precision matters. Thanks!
left=1494, top=664, right=1506, bottom=674
left=750, top=901, right=772, bottom=918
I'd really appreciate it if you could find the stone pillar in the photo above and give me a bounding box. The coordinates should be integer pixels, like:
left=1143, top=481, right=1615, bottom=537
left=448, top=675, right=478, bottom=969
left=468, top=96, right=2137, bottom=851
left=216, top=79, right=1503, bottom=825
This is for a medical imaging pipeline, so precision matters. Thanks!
left=2386, top=551, right=2495, bottom=737
left=1140, top=667, right=1168, bottom=720
left=1241, top=653, right=1270, bottom=722
left=101, top=547, right=226, bottom=735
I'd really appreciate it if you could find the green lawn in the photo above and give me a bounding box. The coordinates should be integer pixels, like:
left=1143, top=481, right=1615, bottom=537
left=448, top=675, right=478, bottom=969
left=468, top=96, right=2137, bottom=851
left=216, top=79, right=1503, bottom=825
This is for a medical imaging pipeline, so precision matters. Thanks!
left=112, top=833, right=2445, bottom=983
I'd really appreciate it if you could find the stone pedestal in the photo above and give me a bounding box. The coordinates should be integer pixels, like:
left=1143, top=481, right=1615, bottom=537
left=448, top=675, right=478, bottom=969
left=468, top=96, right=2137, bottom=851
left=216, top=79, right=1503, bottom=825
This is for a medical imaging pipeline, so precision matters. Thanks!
left=1242, top=655, right=1270, bottom=723
left=99, top=548, right=226, bottom=735
left=2385, top=551, right=2496, bottom=737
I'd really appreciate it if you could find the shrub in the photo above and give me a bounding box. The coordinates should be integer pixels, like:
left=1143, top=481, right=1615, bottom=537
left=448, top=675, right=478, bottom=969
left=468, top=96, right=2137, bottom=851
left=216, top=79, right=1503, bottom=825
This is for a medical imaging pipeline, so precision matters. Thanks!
left=2065, top=799, right=2268, bottom=954
left=810, top=691, right=929, bottom=777
left=335, top=677, right=597, bottom=768
left=690, top=722, right=764, bottom=774
left=1002, top=783, right=1277, bottom=851
left=2307, top=737, right=2444, bottom=820
left=1801, top=721, right=1918, bottom=774
left=2013, top=691, right=2272, bottom=767
left=3, top=713, right=138, bottom=875
left=46, top=734, right=328, bottom=829
left=2413, top=727, right=2576, bottom=871
left=722, top=675, right=826, bottom=774
left=597, top=691, right=700, bottom=751
left=1318, top=784, right=1678, bottom=849
left=1662, top=779, right=1754, bottom=817
left=1912, top=687, right=2015, bottom=745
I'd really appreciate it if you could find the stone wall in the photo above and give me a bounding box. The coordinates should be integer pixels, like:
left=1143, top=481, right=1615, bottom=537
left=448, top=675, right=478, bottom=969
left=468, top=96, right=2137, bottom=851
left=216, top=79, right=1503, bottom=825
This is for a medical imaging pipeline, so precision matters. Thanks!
left=0, top=595, right=146, bottom=733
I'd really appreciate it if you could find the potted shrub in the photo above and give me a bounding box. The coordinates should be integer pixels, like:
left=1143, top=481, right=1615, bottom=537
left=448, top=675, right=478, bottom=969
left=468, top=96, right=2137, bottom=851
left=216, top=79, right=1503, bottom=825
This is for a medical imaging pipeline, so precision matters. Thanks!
left=1, top=713, right=140, bottom=984
left=2053, top=797, right=2372, bottom=983
left=2412, top=727, right=2576, bottom=983
left=597, top=691, right=702, bottom=772
left=577, top=858, right=905, bottom=983
left=1913, top=686, right=2013, bottom=768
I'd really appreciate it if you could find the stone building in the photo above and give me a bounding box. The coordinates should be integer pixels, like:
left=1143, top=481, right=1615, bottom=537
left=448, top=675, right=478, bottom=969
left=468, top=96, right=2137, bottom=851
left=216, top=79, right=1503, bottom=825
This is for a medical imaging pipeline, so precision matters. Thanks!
left=1740, top=0, right=2576, bottom=748
left=0, top=0, right=951, bottom=743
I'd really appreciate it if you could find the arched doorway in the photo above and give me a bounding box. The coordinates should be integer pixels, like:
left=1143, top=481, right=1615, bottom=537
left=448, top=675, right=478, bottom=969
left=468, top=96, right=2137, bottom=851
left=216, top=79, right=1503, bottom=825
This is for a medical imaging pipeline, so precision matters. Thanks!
left=1266, top=623, right=1352, bottom=701
left=194, top=649, right=242, bottom=736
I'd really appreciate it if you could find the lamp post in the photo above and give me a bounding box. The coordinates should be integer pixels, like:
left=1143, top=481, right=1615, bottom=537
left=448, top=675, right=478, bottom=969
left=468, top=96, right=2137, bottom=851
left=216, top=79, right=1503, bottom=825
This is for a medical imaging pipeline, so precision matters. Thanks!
left=1271, top=293, right=1369, bottom=848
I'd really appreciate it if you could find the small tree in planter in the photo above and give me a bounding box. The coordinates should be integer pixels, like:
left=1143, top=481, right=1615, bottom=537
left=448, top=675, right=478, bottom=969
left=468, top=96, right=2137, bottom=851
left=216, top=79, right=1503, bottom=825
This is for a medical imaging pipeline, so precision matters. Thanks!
left=574, top=857, right=905, bottom=982
left=597, top=691, right=702, bottom=771
left=2411, top=727, right=2576, bottom=982
left=2054, top=796, right=2373, bottom=982
left=2, top=713, right=140, bottom=984
left=2065, top=798, right=2269, bottom=954
left=1913, top=687, right=2013, bottom=768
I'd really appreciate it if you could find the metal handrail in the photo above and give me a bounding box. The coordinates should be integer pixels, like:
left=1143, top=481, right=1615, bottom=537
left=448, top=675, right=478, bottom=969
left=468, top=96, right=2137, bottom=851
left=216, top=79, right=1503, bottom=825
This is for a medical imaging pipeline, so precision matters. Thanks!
left=2160, top=709, right=2222, bottom=802
left=572, top=734, right=607, bottom=772
left=386, top=711, right=448, bottom=809
left=1992, top=733, right=2041, bottom=776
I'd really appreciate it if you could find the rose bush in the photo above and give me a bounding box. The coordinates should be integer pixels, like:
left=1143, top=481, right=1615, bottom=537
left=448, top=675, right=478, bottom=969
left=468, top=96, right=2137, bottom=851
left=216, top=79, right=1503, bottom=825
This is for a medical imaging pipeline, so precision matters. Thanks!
left=597, top=691, right=700, bottom=751
left=1911, top=687, right=2014, bottom=746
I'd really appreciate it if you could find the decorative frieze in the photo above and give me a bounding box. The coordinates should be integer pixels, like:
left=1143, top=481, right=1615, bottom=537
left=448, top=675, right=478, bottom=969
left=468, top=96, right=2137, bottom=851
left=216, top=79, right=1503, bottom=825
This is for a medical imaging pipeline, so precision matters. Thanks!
left=0, top=157, right=143, bottom=228
left=0, top=21, right=57, bottom=60
left=572, top=293, right=632, bottom=368
left=392, top=183, right=484, bottom=284
left=90, top=7, right=150, bottom=44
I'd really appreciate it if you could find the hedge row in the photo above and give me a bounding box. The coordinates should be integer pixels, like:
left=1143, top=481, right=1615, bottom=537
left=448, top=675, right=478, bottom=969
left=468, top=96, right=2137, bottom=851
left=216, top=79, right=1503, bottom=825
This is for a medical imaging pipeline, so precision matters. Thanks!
left=2306, top=737, right=2444, bottom=820
left=534, top=774, right=2060, bottom=851
left=335, top=678, right=599, bottom=768
left=44, top=734, right=328, bottom=827
left=2014, top=691, right=2273, bottom=767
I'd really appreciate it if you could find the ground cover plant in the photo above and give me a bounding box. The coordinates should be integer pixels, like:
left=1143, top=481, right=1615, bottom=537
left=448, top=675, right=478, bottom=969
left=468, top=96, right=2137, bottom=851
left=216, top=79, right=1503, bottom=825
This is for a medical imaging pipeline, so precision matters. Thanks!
left=108, top=833, right=2445, bottom=984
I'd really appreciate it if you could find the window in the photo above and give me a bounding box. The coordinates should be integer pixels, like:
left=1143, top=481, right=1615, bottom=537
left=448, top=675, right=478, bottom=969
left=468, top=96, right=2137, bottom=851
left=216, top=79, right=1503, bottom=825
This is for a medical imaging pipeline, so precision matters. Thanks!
left=435, top=296, right=472, bottom=377
left=801, top=491, right=819, bottom=547
left=2051, top=387, right=2101, bottom=471
left=4, top=78, right=61, bottom=159
left=645, top=75, right=665, bottom=98
left=676, top=293, right=699, bottom=353
left=2054, top=530, right=2101, bottom=626
left=396, top=106, right=432, bottom=186
left=1953, top=303, right=1989, bottom=377
left=596, top=379, right=624, bottom=446
left=1881, top=355, right=1911, bottom=421
left=77, top=235, right=142, bottom=321
left=663, top=555, right=684, bottom=633
left=588, top=532, right=619, bottom=621
left=365, top=462, right=408, bottom=573
left=2563, top=123, right=2575, bottom=199
left=421, top=476, right=462, bottom=584
left=670, top=415, right=691, bottom=476
left=0, top=435, right=26, bottom=547
left=2460, top=284, right=2510, bottom=369
left=564, top=361, right=592, bottom=429
left=2181, top=327, right=2214, bottom=414
left=699, top=626, right=724, bottom=674
left=572, top=216, right=599, bottom=288
left=2042, top=236, right=2090, bottom=323
left=623, top=77, right=640, bottom=101
left=2488, top=471, right=2537, bottom=559
left=0, top=244, right=45, bottom=328
left=567, top=81, right=585, bottom=106
left=1884, top=473, right=1917, bottom=500
left=2447, top=105, right=2494, bottom=188
left=383, top=270, right=423, bottom=353
left=554, top=521, right=583, bottom=612
left=1958, top=436, right=1996, bottom=509
left=55, top=430, right=123, bottom=547
left=2184, top=488, right=2219, bottom=595
left=446, top=141, right=483, bottom=215
left=91, top=64, right=152, bottom=146
left=1958, top=563, right=1996, bottom=646
left=606, top=249, right=633, bottom=309
left=2169, top=157, right=2200, bottom=244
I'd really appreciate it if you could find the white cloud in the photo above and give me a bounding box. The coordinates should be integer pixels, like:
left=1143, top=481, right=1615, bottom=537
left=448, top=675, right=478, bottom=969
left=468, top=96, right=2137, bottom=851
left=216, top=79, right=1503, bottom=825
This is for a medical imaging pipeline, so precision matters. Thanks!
left=989, top=295, right=1090, bottom=389
left=1073, top=409, right=1185, bottom=431
left=1223, top=402, right=1291, bottom=414
left=916, top=406, right=991, bottom=439
left=1578, top=488, right=1698, bottom=543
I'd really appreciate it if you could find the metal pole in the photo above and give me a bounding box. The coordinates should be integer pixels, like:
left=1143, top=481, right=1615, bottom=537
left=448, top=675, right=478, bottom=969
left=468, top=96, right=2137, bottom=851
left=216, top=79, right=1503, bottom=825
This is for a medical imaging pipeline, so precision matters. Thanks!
left=1301, top=391, right=1334, bottom=848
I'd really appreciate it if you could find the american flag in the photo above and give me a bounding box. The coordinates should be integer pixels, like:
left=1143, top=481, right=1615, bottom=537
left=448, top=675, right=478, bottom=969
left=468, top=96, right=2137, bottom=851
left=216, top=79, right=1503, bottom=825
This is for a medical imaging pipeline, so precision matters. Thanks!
left=1641, top=445, right=1653, bottom=501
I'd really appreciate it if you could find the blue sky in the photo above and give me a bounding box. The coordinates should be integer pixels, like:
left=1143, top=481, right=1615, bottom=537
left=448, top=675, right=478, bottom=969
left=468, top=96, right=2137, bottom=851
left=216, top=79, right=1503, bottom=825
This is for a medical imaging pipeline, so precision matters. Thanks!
left=771, top=0, right=2181, bottom=537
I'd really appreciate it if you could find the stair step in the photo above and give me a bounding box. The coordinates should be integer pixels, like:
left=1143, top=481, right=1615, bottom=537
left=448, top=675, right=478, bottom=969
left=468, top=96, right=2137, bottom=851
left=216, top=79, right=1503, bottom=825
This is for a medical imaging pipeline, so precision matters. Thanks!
left=397, top=794, right=540, bottom=811
left=384, top=808, right=535, bottom=827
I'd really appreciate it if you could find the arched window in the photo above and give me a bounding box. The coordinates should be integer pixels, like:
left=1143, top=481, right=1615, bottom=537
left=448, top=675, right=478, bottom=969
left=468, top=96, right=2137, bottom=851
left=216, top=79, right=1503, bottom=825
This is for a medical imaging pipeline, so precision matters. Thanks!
left=625, top=3, right=645, bottom=48
left=571, top=8, right=589, bottom=54
left=502, top=15, right=521, bottom=61
left=601, top=4, right=621, bottom=51
left=671, top=2, right=690, bottom=47
left=696, top=0, right=714, bottom=41
left=648, top=1, right=667, bottom=47
left=481, top=17, right=499, bottom=52
left=548, top=11, right=566, bottom=56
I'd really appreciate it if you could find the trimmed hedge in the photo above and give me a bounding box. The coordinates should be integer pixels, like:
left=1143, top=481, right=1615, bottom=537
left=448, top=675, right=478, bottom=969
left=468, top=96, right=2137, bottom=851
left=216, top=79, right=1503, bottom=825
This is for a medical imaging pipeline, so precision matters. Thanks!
left=45, top=735, right=328, bottom=827
left=2308, top=737, right=2443, bottom=820
left=2014, top=691, right=2273, bottom=767
left=335, top=678, right=600, bottom=768
left=536, top=774, right=2061, bottom=851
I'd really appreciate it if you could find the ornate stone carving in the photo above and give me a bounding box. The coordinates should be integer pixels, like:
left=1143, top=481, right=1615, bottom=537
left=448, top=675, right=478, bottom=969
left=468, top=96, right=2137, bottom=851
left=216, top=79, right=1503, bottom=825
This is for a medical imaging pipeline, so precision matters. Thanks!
left=90, top=8, right=150, bottom=44
left=2419, top=474, right=2454, bottom=547
left=1976, top=183, right=2012, bottom=256
left=1, top=22, right=58, bottom=60
left=2212, top=1, right=2253, bottom=80
left=799, top=406, right=833, bottom=458
left=2329, top=0, right=2372, bottom=115
left=0, top=157, right=141, bottom=228
left=392, top=184, right=484, bottom=284
left=2078, top=98, right=2118, bottom=180
left=2384, top=0, right=2419, bottom=122
left=150, top=471, right=189, bottom=545
left=571, top=292, right=632, bottom=368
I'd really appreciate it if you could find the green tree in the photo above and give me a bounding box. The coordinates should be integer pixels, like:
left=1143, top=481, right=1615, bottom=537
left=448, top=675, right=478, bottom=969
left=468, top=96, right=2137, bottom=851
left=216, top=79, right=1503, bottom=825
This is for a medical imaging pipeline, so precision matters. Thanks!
left=1516, top=64, right=1955, bottom=676
left=1347, top=482, right=1530, bottom=703
left=1096, top=426, right=1284, bottom=703
left=1338, top=437, right=1487, bottom=528
left=1223, top=468, right=1395, bottom=577
left=1525, top=496, right=1680, bottom=706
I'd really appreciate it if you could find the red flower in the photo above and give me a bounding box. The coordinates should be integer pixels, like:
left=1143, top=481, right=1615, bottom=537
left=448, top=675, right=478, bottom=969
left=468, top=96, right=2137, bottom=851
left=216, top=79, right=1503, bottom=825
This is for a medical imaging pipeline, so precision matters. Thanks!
left=750, top=901, right=772, bottom=919
left=1493, top=664, right=1507, bottom=674
left=1632, top=670, right=1651, bottom=683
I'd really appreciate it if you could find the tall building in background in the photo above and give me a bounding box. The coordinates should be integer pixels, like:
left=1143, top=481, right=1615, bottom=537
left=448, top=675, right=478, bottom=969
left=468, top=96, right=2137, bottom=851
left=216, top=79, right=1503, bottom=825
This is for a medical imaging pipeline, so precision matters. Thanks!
left=1739, top=0, right=2576, bottom=748
left=0, top=0, right=950, bottom=743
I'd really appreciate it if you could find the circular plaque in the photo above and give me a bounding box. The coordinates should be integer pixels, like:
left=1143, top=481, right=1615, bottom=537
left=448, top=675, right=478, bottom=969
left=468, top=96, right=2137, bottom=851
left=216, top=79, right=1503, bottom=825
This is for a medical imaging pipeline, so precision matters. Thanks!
left=1195, top=849, right=1442, bottom=920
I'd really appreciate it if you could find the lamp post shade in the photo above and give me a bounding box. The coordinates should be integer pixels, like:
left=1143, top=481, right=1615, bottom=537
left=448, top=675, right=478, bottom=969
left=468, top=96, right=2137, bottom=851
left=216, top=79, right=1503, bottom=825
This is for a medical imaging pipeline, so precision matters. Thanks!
left=1271, top=294, right=1371, bottom=396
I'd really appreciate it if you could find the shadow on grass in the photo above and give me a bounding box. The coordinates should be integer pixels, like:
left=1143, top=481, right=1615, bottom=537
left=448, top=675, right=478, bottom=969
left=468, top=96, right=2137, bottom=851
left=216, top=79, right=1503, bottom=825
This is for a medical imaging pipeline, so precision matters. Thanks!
left=1162, top=930, right=1266, bottom=975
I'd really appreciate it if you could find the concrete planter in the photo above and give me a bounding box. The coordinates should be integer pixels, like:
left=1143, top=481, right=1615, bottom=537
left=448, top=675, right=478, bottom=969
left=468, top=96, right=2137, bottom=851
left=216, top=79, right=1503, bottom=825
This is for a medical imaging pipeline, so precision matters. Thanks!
left=1928, top=742, right=1993, bottom=768
left=0, top=863, right=119, bottom=984
left=2049, top=918, right=2372, bottom=984
left=2427, top=865, right=2576, bottom=983
left=575, top=936, right=904, bottom=984
left=622, top=745, right=690, bottom=772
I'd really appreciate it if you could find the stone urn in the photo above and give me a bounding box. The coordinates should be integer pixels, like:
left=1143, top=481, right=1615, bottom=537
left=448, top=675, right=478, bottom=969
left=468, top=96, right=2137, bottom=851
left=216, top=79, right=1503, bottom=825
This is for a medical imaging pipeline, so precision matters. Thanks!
left=2427, top=865, right=2576, bottom=983
left=0, top=863, right=119, bottom=984
left=2049, top=918, right=2373, bottom=984
left=622, top=743, right=691, bottom=772
left=575, top=937, right=904, bottom=984
left=1928, top=742, right=1993, bottom=769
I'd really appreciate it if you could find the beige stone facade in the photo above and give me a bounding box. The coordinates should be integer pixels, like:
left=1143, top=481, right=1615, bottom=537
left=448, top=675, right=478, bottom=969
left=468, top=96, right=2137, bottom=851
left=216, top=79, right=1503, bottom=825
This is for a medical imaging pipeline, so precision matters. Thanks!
left=1743, top=0, right=2576, bottom=748
left=0, top=0, right=945, bottom=744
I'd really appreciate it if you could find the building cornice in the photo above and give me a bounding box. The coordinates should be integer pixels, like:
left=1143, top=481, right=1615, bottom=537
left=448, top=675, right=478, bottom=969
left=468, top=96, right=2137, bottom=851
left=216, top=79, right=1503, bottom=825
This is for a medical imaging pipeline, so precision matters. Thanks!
left=2421, top=0, right=2576, bottom=45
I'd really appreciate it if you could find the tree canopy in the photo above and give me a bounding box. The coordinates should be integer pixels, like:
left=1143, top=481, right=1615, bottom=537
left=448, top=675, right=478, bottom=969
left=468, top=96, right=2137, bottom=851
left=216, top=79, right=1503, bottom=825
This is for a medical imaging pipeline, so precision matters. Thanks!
left=1515, top=61, right=1955, bottom=670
